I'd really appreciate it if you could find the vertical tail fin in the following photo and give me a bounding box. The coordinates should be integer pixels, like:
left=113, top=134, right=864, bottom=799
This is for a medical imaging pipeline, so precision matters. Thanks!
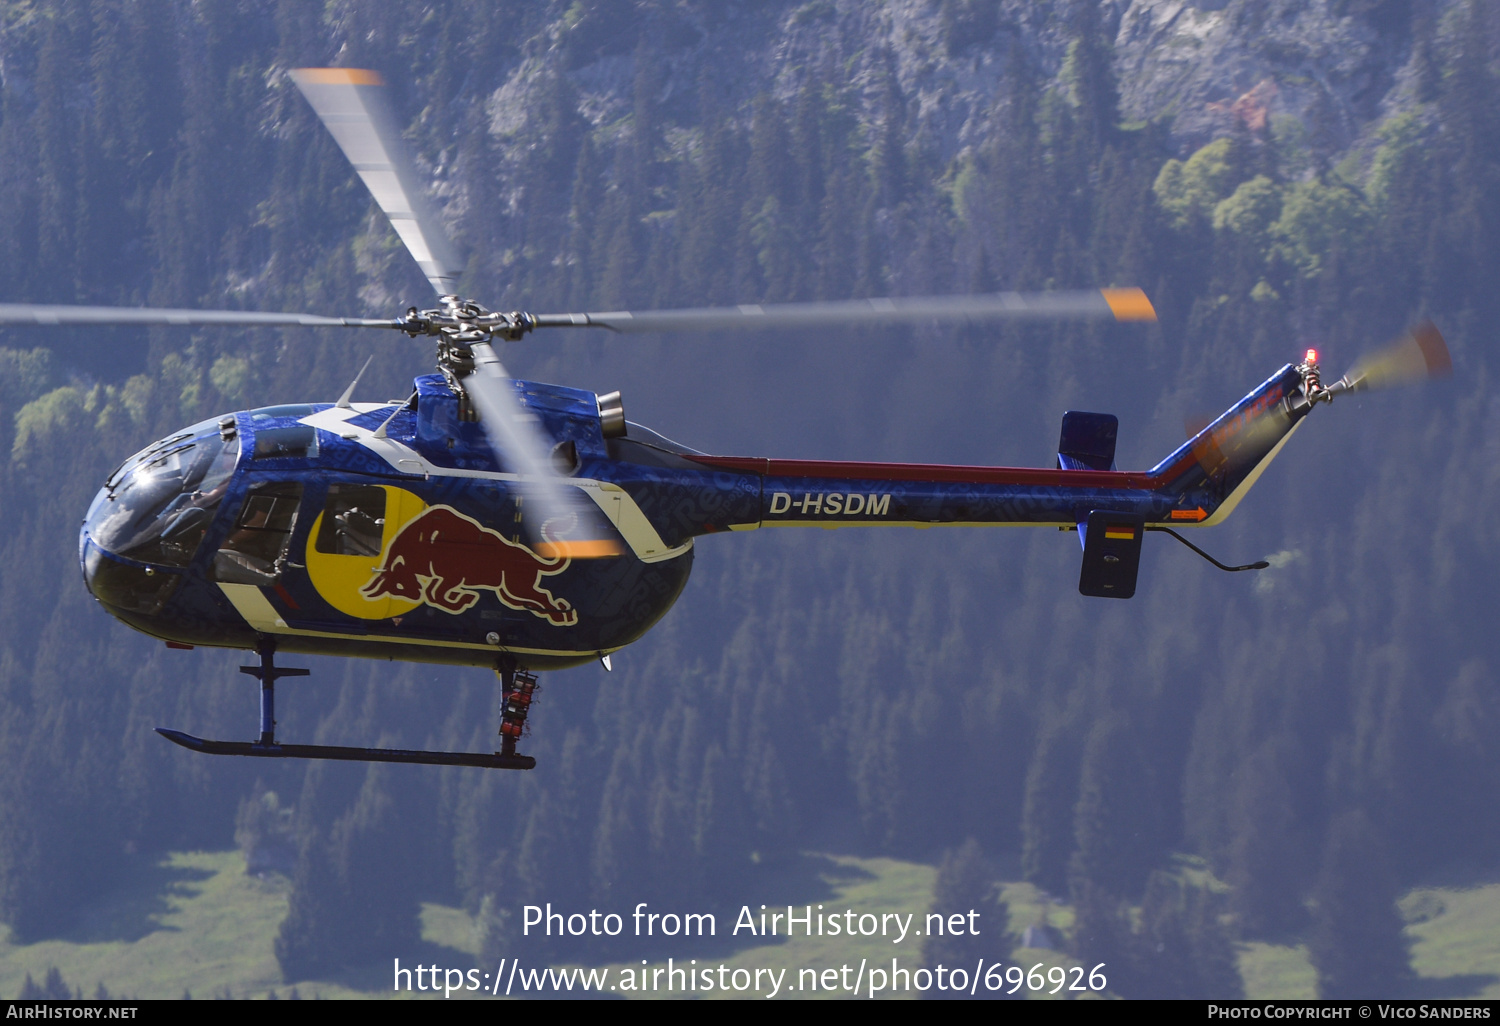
left=1149, top=364, right=1309, bottom=526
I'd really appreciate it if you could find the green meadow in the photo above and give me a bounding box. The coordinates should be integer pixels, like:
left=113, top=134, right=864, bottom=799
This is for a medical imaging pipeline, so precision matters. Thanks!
left=2, top=851, right=1496, bottom=1000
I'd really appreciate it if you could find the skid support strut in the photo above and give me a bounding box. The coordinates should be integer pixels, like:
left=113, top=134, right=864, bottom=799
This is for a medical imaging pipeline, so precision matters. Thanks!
left=238, top=638, right=309, bottom=746
left=155, top=638, right=536, bottom=770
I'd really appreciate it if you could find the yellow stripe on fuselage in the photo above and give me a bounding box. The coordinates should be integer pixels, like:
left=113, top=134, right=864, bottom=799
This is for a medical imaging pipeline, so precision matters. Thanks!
left=216, top=583, right=618, bottom=660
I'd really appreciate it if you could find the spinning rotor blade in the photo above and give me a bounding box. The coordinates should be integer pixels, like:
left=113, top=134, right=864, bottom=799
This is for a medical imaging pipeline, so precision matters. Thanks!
left=530, top=288, right=1157, bottom=333
left=291, top=68, right=464, bottom=297
left=0, top=303, right=397, bottom=328
left=466, top=341, right=622, bottom=558
left=1336, top=320, right=1451, bottom=393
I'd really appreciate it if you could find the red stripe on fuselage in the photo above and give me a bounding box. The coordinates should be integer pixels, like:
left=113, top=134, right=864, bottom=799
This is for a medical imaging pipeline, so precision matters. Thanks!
left=683, top=454, right=1164, bottom=490
left=679, top=370, right=1308, bottom=496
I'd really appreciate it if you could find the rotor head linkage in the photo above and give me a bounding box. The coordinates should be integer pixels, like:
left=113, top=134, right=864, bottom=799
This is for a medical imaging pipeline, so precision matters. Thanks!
left=399, top=297, right=536, bottom=342
left=395, top=296, right=542, bottom=398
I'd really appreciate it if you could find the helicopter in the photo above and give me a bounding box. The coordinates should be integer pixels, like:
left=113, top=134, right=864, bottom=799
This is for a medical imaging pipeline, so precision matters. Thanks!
left=28, top=68, right=1448, bottom=771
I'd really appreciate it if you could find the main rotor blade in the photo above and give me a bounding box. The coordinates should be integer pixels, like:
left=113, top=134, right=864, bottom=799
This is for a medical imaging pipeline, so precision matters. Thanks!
left=466, top=342, right=621, bottom=558
left=1339, top=320, right=1451, bottom=392
left=292, top=68, right=464, bottom=297
left=0, top=303, right=399, bottom=328
left=530, top=288, right=1156, bottom=333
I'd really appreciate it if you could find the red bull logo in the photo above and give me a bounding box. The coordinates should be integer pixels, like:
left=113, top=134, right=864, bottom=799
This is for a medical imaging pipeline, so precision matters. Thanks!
left=361, top=505, right=577, bottom=626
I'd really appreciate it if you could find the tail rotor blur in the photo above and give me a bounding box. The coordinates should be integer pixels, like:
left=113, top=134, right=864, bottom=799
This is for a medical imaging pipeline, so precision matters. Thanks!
left=1322, top=320, right=1452, bottom=399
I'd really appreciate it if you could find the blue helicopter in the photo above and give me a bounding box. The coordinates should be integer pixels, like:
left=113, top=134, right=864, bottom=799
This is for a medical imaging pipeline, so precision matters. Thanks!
left=15, top=70, right=1449, bottom=770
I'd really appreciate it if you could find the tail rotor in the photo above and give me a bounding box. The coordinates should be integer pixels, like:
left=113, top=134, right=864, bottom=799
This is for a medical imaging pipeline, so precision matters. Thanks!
left=1315, top=320, right=1452, bottom=401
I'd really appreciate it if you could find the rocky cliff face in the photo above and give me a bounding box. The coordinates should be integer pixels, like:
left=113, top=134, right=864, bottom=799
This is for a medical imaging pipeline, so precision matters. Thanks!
left=1114, top=0, right=1441, bottom=152
left=482, top=0, right=1469, bottom=179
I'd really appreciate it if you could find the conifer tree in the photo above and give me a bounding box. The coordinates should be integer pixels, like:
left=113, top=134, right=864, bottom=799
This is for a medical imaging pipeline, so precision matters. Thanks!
left=1020, top=721, right=1080, bottom=897
left=1127, top=870, right=1243, bottom=999
left=923, top=839, right=1011, bottom=1000
left=1309, top=811, right=1411, bottom=999
left=1069, top=712, right=1163, bottom=900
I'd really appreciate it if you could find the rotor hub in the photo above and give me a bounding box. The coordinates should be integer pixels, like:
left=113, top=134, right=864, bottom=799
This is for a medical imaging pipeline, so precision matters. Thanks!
left=397, top=296, right=538, bottom=388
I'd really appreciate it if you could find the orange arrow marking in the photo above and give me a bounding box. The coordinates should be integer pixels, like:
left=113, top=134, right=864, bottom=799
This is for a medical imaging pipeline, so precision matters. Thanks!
left=1170, top=508, right=1208, bottom=522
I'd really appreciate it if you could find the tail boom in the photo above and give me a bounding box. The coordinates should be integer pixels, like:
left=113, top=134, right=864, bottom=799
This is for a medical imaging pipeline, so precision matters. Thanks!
left=683, top=365, right=1310, bottom=531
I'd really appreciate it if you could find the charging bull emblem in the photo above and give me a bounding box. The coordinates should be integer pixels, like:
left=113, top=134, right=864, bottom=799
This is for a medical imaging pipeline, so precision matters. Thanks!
left=361, top=505, right=577, bottom=626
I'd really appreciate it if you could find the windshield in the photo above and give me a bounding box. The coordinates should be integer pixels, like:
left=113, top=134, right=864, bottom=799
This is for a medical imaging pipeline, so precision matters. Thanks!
left=86, top=424, right=240, bottom=568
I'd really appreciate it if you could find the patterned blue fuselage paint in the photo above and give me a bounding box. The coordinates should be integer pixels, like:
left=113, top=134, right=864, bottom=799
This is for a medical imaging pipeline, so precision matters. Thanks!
left=80, top=367, right=1309, bottom=670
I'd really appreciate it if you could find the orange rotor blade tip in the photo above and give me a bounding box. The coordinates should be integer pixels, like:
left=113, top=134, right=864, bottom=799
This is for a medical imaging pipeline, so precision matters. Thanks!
left=1413, top=320, right=1452, bottom=377
left=534, top=539, right=624, bottom=560
left=1102, top=288, right=1158, bottom=322
left=294, top=67, right=384, bottom=86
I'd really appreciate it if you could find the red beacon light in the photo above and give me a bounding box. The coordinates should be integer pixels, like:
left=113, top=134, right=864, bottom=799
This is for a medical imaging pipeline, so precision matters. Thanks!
left=1301, top=347, right=1326, bottom=395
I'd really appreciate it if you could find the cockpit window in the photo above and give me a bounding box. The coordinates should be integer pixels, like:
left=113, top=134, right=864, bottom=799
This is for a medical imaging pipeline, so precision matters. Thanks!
left=212, top=481, right=304, bottom=585
left=100, top=414, right=225, bottom=492
left=250, top=405, right=314, bottom=421
left=86, top=428, right=240, bottom=568
left=252, top=425, right=318, bottom=460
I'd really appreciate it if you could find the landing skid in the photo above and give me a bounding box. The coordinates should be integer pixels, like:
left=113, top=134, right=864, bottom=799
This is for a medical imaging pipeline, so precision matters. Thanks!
left=156, top=639, right=538, bottom=770
left=154, top=728, right=535, bottom=770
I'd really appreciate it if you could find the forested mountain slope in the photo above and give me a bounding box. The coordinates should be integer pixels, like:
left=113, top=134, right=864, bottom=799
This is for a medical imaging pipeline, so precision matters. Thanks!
left=0, top=0, right=1494, bottom=999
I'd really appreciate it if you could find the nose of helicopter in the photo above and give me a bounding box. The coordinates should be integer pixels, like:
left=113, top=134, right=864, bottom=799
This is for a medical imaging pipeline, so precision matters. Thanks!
left=81, top=463, right=185, bottom=618
left=81, top=417, right=241, bottom=616
left=80, top=532, right=184, bottom=618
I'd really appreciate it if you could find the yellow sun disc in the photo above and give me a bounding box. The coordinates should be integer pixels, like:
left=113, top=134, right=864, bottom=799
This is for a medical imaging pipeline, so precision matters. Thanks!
left=304, top=485, right=427, bottom=620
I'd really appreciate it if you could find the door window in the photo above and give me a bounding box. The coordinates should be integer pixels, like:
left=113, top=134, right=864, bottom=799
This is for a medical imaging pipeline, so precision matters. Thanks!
left=315, top=485, right=387, bottom=557
left=212, top=482, right=304, bottom=585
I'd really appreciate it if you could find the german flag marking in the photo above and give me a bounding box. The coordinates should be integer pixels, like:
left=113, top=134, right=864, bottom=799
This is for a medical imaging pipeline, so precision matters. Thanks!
left=1104, top=526, right=1137, bottom=540
left=1101, top=288, right=1158, bottom=322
